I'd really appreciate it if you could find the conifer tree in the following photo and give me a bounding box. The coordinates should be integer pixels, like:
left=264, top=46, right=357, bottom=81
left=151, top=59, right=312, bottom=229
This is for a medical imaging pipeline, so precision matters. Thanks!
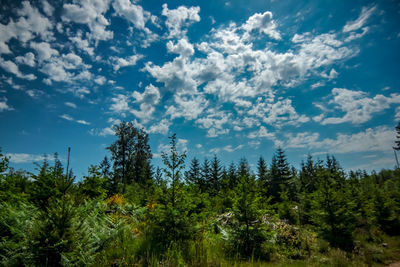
left=185, top=157, right=201, bottom=185
left=161, top=133, right=186, bottom=208
left=232, top=169, right=268, bottom=259
left=210, top=154, right=222, bottom=196
left=269, top=148, right=291, bottom=202
left=200, top=158, right=211, bottom=193
left=257, top=156, right=269, bottom=197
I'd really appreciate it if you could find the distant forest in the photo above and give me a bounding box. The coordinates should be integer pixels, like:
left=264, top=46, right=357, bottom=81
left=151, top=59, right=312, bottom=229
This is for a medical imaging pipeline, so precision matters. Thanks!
left=1, top=121, right=400, bottom=266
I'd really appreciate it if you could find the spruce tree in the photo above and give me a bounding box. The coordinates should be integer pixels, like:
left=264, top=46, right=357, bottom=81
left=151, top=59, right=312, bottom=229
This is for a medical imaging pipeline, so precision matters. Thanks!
left=210, top=154, right=222, bottom=196
left=200, top=158, right=211, bottom=193
left=185, top=157, right=201, bottom=185
left=257, top=156, right=269, bottom=197
left=269, top=148, right=291, bottom=202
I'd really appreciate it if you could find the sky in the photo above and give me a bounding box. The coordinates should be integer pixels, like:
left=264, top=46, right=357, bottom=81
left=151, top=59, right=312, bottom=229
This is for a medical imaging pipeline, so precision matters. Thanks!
left=0, top=0, right=399, bottom=178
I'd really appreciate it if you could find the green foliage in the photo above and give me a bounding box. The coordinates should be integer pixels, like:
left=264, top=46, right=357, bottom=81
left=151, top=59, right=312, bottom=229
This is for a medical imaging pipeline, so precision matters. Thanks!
left=0, top=202, right=37, bottom=266
left=230, top=172, right=270, bottom=260
left=107, top=121, right=152, bottom=194
left=310, top=169, right=356, bottom=251
left=79, top=165, right=108, bottom=200
left=1, top=136, right=400, bottom=266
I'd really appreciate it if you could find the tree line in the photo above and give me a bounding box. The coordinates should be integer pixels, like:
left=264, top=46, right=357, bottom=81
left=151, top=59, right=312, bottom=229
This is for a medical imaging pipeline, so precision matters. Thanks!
left=0, top=121, right=400, bottom=266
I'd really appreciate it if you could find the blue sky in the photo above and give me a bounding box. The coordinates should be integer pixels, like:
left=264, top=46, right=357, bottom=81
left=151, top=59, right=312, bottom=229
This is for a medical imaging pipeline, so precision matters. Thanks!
left=0, top=0, right=399, bottom=178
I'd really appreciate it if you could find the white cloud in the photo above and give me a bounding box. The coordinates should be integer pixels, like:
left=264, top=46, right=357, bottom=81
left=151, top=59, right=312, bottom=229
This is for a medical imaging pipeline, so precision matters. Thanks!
left=69, top=33, right=94, bottom=56
left=148, top=118, right=171, bottom=135
left=62, top=0, right=113, bottom=41
left=110, top=94, right=130, bottom=114
left=0, top=1, right=53, bottom=56
left=395, top=106, right=400, bottom=121
left=65, top=102, right=77, bottom=108
left=345, top=27, right=369, bottom=42
left=166, top=38, right=195, bottom=57
left=62, top=53, right=83, bottom=69
left=90, top=127, right=114, bottom=136
left=248, top=126, right=275, bottom=139
left=248, top=97, right=309, bottom=127
left=162, top=4, right=200, bottom=38
left=166, top=93, right=208, bottom=120
left=76, top=119, right=90, bottom=125
left=195, top=110, right=230, bottom=137
left=311, top=82, right=324, bottom=89
left=94, top=76, right=106, bottom=85
left=40, top=61, right=70, bottom=82
left=30, top=41, right=59, bottom=62
left=177, top=138, right=188, bottom=153
left=6, top=153, right=45, bottom=163
left=320, top=88, right=400, bottom=125
left=222, top=144, right=243, bottom=152
left=26, top=89, right=45, bottom=99
left=60, top=114, right=73, bottom=121
left=242, top=11, right=281, bottom=40
left=0, top=58, right=36, bottom=80
left=15, top=52, right=36, bottom=67
left=284, top=132, right=320, bottom=148
left=37, top=51, right=90, bottom=84
left=343, top=5, right=376, bottom=33
left=131, top=84, right=160, bottom=121
left=41, top=0, right=54, bottom=17
left=112, top=0, right=150, bottom=30
left=112, top=54, right=143, bottom=71
left=284, top=126, right=395, bottom=154
left=60, top=114, right=90, bottom=125
left=0, top=97, right=13, bottom=112
left=321, top=68, right=338, bottom=80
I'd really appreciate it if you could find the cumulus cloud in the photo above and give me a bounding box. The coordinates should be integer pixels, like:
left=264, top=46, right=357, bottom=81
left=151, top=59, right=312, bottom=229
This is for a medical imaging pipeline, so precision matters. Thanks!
left=395, top=107, right=400, bottom=121
left=284, top=126, right=395, bottom=154
left=162, top=4, right=200, bottom=38
left=131, top=84, right=161, bottom=121
left=148, top=118, right=171, bottom=135
left=196, top=110, right=231, bottom=137
left=112, top=0, right=150, bottom=30
left=319, top=88, right=400, bottom=125
left=69, top=33, right=94, bottom=56
left=41, top=0, right=54, bottom=17
left=15, top=52, right=36, bottom=67
left=248, top=97, right=309, bottom=127
left=0, top=1, right=53, bottom=55
left=62, top=0, right=113, bottom=41
left=166, top=38, right=195, bottom=57
left=30, top=41, right=59, bottom=62
left=144, top=8, right=359, bottom=137
left=242, top=11, right=281, bottom=40
left=166, top=93, right=208, bottom=120
left=112, top=54, right=143, bottom=71
left=110, top=94, right=130, bottom=114
left=248, top=126, right=275, bottom=139
left=0, top=97, right=13, bottom=112
left=94, top=76, right=107, bottom=85
left=0, top=58, right=36, bottom=80
left=6, top=153, right=46, bottom=163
